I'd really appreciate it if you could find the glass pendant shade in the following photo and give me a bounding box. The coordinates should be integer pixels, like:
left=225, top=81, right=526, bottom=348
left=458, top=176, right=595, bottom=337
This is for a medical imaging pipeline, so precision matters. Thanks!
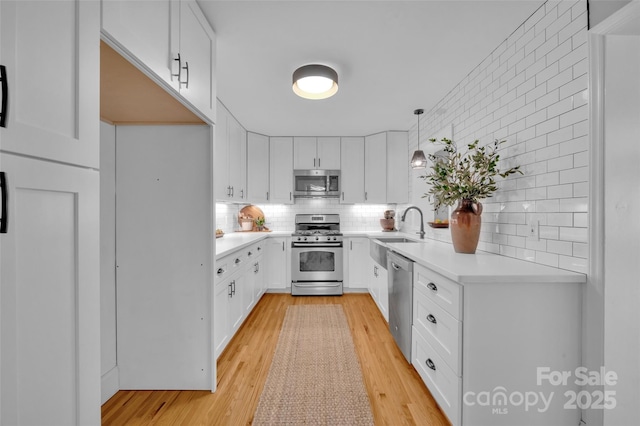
left=410, top=149, right=427, bottom=169
left=410, top=108, right=426, bottom=169
left=292, top=64, right=338, bottom=100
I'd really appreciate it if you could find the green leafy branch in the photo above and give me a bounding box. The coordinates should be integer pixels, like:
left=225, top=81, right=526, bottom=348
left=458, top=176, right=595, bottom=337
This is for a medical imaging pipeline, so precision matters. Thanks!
left=420, top=138, right=522, bottom=211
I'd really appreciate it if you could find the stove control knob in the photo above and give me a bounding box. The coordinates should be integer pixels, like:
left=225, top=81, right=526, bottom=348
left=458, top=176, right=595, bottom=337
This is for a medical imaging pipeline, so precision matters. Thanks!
left=303, top=237, right=307, bottom=241
left=315, top=237, right=319, bottom=241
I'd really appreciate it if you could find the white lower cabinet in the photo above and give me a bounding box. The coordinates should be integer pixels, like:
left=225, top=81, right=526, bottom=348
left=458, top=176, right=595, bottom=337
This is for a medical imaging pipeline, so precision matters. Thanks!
left=344, top=237, right=368, bottom=289
left=214, top=240, right=266, bottom=360
left=368, top=254, right=388, bottom=322
left=266, top=236, right=291, bottom=289
left=411, top=262, right=582, bottom=426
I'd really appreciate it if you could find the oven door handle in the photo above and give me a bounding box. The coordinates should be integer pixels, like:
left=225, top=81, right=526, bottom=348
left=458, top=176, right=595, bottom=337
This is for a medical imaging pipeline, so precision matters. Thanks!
left=291, top=243, right=343, bottom=248
left=292, top=282, right=342, bottom=287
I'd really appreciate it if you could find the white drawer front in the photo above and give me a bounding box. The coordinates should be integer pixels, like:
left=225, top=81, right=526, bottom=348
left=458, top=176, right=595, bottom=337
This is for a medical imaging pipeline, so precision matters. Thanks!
left=412, top=326, right=461, bottom=426
left=414, top=263, right=462, bottom=320
left=414, top=285, right=462, bottom=376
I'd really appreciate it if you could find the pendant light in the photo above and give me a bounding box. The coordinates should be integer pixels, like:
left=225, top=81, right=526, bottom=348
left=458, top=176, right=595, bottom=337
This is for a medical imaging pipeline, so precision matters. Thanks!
left=292, top=64, right=339, bottom=100
left=410, top=108, right=427, bottom=169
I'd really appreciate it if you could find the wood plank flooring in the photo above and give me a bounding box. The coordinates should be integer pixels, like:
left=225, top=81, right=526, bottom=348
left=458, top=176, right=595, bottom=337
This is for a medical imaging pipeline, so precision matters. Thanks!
left=101, top=293, right=451, bottom=425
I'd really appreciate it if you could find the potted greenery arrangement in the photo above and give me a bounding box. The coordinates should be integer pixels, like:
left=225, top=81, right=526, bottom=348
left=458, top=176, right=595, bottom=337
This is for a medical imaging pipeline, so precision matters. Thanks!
left=254, top=216, right=265, bottom=231
left=420, top=138, right=522, bottom=253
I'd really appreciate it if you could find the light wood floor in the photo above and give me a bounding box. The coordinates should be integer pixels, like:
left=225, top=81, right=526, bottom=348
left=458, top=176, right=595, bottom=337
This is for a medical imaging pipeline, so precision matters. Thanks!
left=102, top=293, right=451, bottom=425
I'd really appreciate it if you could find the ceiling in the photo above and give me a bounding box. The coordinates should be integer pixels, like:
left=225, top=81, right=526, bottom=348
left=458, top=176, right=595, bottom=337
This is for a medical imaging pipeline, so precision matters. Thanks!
left=198, top=0, right=545, bottom=137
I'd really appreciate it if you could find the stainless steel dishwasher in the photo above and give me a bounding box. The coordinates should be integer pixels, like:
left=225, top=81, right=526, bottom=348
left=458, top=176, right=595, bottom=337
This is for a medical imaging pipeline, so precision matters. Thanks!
left=387, top=250, right=414, bottom=362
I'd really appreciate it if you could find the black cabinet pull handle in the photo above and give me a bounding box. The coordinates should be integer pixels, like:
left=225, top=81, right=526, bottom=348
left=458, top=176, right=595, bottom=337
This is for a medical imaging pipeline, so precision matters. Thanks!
left=427, top=282, right=438, bottom=292
left=0, top=172, right=7, bottom=233
left=181, top=61, right=189, bottom=88
left=427, top=314, right=437, bottom=324
left=426, top=358, right=436, bottom=371
left=172, top=54, right=181, bottom=80
left=257, top=246, right=262, bottom=251
left=228, top=283, right=232, bottom=297
left=217, top=267, right=225, bottom=275
left=0, top=65, right=7, bottom=128
left=235, top=258, right=241, bottom=264
left=248, top=251, right=252, bottom=256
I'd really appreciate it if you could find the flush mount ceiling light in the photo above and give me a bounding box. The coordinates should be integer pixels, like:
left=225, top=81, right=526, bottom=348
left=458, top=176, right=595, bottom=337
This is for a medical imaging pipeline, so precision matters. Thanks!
left=292, top=64, right=338, bottom=100
left=410, top=108, right=427, bottom=169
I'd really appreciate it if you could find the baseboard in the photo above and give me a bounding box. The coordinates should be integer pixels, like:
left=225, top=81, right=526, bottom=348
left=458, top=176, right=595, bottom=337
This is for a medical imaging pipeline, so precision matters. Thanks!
left=101, top=365, right=120, bottom=405
left=344, top=288, right=369, bottom=294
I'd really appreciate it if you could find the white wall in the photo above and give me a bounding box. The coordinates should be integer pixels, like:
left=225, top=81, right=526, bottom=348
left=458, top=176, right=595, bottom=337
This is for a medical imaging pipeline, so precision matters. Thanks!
left=602, top=32, right=640, bottom=426
left=407, top=0, right=589, bottom=274
left=99, top=122, right=119, bottom=403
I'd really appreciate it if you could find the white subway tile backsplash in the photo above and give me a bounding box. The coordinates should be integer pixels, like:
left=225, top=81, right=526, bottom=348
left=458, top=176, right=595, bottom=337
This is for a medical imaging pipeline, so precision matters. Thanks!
left=547, top=184, right=574, bottom=199
left=398, top=0, right=589, bottom=273
left=559, top=226, right=587, bottom=243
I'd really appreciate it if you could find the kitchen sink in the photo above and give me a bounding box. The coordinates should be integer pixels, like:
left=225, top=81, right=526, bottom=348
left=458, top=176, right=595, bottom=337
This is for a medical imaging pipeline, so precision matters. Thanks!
left=374, top=237, right=420, bottom=244
left=369, top=237, right=421, bottom=269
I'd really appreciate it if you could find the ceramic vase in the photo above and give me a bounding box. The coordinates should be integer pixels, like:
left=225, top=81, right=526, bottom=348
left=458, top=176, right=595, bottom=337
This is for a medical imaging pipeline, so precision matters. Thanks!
left=450, top=199, right=482, bottom=254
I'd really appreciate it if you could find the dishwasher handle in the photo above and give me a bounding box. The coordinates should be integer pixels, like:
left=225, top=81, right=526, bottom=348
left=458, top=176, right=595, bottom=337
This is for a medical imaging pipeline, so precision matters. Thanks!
left=387, top=250, right=413, bottom=272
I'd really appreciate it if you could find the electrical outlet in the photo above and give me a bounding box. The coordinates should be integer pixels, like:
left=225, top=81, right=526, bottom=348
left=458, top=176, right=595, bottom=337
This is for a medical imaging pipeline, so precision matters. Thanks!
left=528, top=220, right=539, bottom=241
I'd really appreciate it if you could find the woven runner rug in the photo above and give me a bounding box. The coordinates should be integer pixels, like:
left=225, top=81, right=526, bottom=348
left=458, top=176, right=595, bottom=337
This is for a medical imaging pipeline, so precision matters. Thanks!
left=253, top=304, right=374, bottom=425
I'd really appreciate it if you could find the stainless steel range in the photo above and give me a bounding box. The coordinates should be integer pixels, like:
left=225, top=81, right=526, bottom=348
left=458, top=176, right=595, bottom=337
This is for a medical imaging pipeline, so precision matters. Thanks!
left=291, top=214, right=343, bottom=296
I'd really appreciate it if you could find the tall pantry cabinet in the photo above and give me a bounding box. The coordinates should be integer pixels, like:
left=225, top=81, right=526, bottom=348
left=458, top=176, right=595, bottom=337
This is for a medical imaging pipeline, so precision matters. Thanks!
left=0, top=1, right=101, bottom=425
left=100, top=0, right=218, bottom=399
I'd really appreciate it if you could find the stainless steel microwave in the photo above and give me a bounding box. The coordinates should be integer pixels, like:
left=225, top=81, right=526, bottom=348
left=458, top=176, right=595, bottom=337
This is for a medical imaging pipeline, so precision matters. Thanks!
left=293, top=169, right=340, bottom=198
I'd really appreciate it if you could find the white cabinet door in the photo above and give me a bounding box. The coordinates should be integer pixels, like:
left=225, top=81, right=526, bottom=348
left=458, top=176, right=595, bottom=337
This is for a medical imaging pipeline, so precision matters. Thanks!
left=386, top=131, right=409, bottom=204
left=266, top=237, right=290, bottom=289
left=0, top=0, right=99, bottom=168
left=253, top=256, right=266, bottom=299
left=229, top=273, right=245, bottom=333
left=179, top=0, right=216, bottom=122
left=247, top=132, right=270, bottom=203
left=346, top=238, right=368, bottom=289
left=101, top=0, right=178, bottom=91
left=115, top=125, right=212, bottom=390
left=377, top=266, right=389, bottom=321
left=365, top=132, right=387, bottom=203
left=214, top=102, right=230, bottom=200
left=269, top=137, right=294, bottom=204
left=213, top=278, right=230, bottom=359
left=340, top=137, right=365, bottom=203
left=0, top=154, right=100, bottom=426
left=317, top=137, right=341, bottom=169
left=228, top=117, right=246, bottom=201
left=293, top=136, right=316, bottom=169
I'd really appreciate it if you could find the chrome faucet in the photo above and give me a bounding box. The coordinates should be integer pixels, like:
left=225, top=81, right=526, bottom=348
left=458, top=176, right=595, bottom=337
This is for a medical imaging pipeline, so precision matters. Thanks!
left=401, top=206, right=425, bottom=239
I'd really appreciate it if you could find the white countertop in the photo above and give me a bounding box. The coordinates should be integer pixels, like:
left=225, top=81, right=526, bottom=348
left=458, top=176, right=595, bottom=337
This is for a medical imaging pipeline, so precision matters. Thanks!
left=385, top=238, right=586, bottom=284
left=215, top=230, right=586, bottom=285
left=215, top=231, right=290, bottom=259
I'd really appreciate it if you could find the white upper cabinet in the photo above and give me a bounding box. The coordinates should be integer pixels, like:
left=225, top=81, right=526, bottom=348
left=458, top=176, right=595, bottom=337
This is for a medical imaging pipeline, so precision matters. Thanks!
left=340, top=137, right=365, bottom=204
left=215, top=101, right=246, bottom=202
left=178, top=0, right=216, bottom=121
left=294, top=136, right=340, bottom=169
left=101, top=0, right=216, bottom=122
left=101, top=0, right=178, bottom=90
left=247, top=132, right=270, bottom=203
left=269, top=137, right=294, bottom=204
left=386, top=131, right=409, bottom=204
left=293, top=137, right=316, bottom=169
left=1, top=0, right=99, bottom=168
left=364, top=132, right=387, bottom=203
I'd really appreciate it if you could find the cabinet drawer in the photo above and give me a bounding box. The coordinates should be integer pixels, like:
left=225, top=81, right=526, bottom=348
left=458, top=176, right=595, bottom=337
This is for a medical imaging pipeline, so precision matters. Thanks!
left=414, top=285, right=462, bottom=375
left=412, top=326, right=461, bottom=426
left=216, top=251, right=247, bottom=283
left=414, top=263, right=462, bottom=320
left=246, top=241, right=265, bottom=260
